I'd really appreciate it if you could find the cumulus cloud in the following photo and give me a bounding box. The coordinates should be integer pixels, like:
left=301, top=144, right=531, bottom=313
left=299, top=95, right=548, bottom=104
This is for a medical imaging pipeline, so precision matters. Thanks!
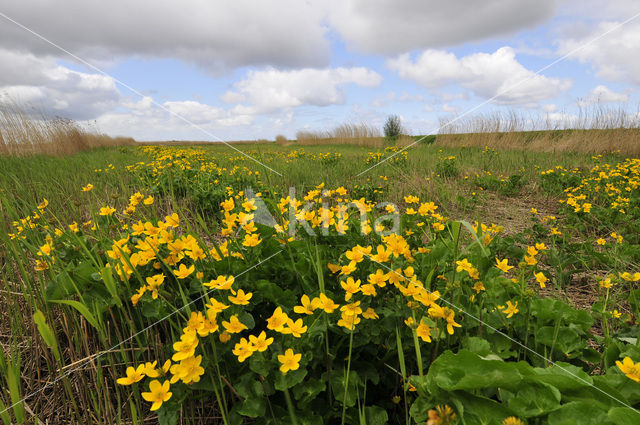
left=327, top=0, right=558, bottom=54
left=222, top=67, right=382, bottom=113
left=577, top=85, right=629, bottom=106
left=370, top=91, right=425, bottom=107
left=0, top=49, right=120, bottom=120
left=0, top=0, right=330, bottom=73
left=557, top=20, right=640, bottom=85
left=95, top=98, right=256, bottom=140
left=387, top=47, right=572, bottom=106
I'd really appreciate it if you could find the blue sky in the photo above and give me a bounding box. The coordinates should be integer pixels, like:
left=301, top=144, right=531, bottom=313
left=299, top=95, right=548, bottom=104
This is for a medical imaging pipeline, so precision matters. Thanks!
left=0, top=0, right=638, bottom=141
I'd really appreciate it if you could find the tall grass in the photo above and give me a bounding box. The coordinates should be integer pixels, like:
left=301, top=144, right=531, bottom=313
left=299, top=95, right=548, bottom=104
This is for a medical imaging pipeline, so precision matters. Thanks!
left=0, top=102, right=135, bottom=157
left=296, top=122, right=389, bottom=147
left=436, top=106, right=640, bottom=155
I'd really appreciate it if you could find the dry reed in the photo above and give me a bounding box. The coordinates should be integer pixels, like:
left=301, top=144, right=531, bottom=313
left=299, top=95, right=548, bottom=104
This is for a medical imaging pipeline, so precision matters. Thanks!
left=436, top=106, right=640, bottom=155
left=0, top=102, right=135, bottom=157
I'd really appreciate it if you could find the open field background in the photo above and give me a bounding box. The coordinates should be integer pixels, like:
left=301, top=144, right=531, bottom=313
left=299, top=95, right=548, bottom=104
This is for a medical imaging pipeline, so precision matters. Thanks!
left=1, top=109, right=639, bottom=425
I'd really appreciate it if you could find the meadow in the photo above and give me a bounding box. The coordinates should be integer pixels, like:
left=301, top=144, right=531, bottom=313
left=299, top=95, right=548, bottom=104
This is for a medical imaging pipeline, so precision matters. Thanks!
left=1, top=137, right=639, bottom=425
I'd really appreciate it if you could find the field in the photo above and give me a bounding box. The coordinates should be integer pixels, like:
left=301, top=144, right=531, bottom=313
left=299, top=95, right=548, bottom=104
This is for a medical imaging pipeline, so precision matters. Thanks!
left=1, top=139, right=640, bottom=425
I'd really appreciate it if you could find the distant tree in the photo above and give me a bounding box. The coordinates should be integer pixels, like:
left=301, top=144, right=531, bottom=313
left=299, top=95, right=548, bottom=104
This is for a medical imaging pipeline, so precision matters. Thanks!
left=384, top=115, right=403, bottom=143
left=275, top=134, right=288, bottom=145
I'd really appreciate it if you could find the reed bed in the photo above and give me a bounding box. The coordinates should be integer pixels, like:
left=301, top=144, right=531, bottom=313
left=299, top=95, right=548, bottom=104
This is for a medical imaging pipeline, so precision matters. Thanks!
left=436, top=106, right=640, bottom=155
left=0, top=102, right=135, bottom=157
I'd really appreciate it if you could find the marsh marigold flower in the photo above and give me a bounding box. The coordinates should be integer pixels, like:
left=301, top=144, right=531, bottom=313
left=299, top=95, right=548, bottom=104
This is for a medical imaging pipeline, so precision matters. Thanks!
left=142, top=380, right=172, bottom=411
left=616, top=357, right=640, bottom=383
left=278, top=348, right=301, bottom=374
left=116, top=365, right=145, bottom=385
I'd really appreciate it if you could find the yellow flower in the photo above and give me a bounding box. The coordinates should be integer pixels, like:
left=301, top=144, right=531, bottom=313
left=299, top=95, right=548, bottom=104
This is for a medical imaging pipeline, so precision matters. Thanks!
left=141, top=380, right=172, bottom=411
left=621, top=272, right=640, bottom=282
left=524, top=255, right=537, bottom=266
left=143, top=196, right=154, bottom=205
left=472, top=281, right=485, bottom=293
left=37, top=198, right=49, bottom=210
left=82, top=183, right=94, bottom=192
left=599, top=277, right=613, bottom=289
left=368, top=269, right=388, bottom=287
left=442, top=307, right=461, bottom=335
left=502, top=417, right=526, bottom=425
left=221, top=198, right=235, bottom=212
left=172, top=332, right=198, bottom=361
left=495, top=258, right=513, bottom=273
left=616, top=357, right=640, bottom=383
left=456, top=258, right=473, bottom=274
left=534, top=272, right=548, bottom=288
left=242, top=233, right=262, bottom=247
left=145, top=274, right=165, bottom=299
left=278, top=348, right=301, bottom=374
left=293, top=294, right=320, bottom=315
left=501, top=301, right=519, bottom=318
left=219, top=331, right=231, bottom=343
left=282, top=318, right=307, bottom=338
left=596, top=238, right=606, bottom=246
left=204, top=275, right=234, bottom=290
left=232, top=338, right=256, bottom=362
left=171, top=355, right=204, bottom=384
left=267, top=307, right=289, bottom=332
left=341, top=277, right=361, bottom=301
left=174, top=263, right=195, bottom=279
left=99, top=206, right=116, bottom=216
left=362, top=307, right=378, bottom=320
left=116, top=365, right=145, bottom=385
left=222, top=315, right=248, bottom=333
left=249, top=331, right=273, bottom=352
left=228, top=289, right=253, bottom=305
left=165, top=213, right=180, bottom=227
left=416, top=320, right=432, bottom=342
left=318, top=293, right=339, bottom=313
left=427, top=405, right=456, bottom=425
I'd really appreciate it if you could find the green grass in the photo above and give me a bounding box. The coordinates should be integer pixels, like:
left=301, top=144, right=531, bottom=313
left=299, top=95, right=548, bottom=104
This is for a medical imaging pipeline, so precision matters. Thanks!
left=0, top=142, right=638, bottom=424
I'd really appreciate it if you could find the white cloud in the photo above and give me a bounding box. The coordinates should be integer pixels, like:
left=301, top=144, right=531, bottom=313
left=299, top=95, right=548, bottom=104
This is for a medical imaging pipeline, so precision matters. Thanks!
left=370, top=91, right=425, bottom=107
left=441, top=104, right=459, bottom=113
left=0, top=1, right=329, bottom=73
left=95, top=98, right=256, bottom=140
left=577, top=85, right=629, bottom=106
left=388, top=47, right=572, bottom=106
left=224, top=67, right=382, bottom=113
left=327, top=0, right=558, bottom=54
left=557, top=20, right=640, bottom=85
left=0, top=49, right=120, bottom=119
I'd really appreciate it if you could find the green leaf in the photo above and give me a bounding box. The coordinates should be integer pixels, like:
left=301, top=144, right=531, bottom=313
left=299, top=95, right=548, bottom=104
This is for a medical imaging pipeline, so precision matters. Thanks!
left=458, top=220, right=490, bottom=257
left=425, top=350, right=524, bottom=393
left=532, top=362, right=593, bottom=391
left=237, top=397, right=266, bottom=418
left=608, top=407, right=640, bottom=425
left=535, top=326, right=586, bottom=356
left=275, top=368, right=307, bottom=391
left=157, top=407, right=179, bottom=425
left=293, top=378, right=325, bottom=408
left=506, top=382, right=561, bottom=418
left=50, top=299, right=99, bottom=330
left=33, top=309, right=60, bottom=362
left=547, top=401, right=610, bottom=425
left=363, top=406, right=388, bottom=425
left=249, top=352, right=271, bottom=377
left=330, top=370, right=361, bottom=407
left=463, top=337, right=491, bottom=356
left=453, top=391, right=514, bottom=425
